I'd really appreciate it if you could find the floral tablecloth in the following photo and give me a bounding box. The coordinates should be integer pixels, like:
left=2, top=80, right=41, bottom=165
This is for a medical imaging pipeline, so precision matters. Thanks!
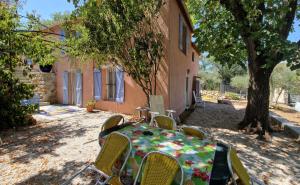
left=118, top=123, right=217, bottom=185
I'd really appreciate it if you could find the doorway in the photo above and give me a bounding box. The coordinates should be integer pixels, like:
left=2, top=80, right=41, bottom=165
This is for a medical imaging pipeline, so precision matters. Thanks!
left=185, top=76, right=189, bottom=108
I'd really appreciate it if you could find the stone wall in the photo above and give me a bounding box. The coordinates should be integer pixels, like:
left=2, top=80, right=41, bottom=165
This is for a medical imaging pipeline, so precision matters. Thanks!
left=15, top=67, right=56, bottom=103
left=31, top=72, right=56, bottom=103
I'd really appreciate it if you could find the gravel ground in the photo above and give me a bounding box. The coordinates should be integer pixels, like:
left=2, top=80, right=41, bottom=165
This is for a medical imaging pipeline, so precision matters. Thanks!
left=185, top=102, right=300, bottom=185
left=1, top=103, right=299, bottom=185
left=0, top=111, right=129, bottom=185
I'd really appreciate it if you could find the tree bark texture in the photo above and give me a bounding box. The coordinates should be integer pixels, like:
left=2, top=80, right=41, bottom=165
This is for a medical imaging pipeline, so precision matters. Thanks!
left=239, top=56, right=274, bottom=135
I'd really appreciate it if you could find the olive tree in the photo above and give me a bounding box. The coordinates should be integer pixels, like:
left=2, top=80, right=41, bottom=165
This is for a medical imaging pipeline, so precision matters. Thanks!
left=187, top=0, right=300, bottom=137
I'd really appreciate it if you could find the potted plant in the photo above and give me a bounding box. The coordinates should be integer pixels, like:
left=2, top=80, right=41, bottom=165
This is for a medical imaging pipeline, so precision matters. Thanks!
left=38, top=58, right=55, bottom=73
left=86, top=100, right=96, bottom=112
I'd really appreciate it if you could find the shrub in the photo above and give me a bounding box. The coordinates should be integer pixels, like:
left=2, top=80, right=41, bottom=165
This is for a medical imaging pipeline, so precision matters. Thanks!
left=0, top=4, right=55, bottom=130
left=225, top=92, right=240, bottom=100
left=0, top=70, right=36, bottom=129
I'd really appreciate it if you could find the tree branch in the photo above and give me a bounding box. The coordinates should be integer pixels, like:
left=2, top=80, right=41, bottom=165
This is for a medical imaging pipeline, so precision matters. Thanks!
left=219, top=0, right=248, bottom=26
left=13, top=30, right=64, bottom=37
left=279, top=0, right=298, bottom=39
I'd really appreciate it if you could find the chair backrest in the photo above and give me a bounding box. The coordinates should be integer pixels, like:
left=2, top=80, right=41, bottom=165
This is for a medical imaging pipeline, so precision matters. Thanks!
left=193, top=90, right=202, bottom=102
left=181, top=126, right=206, bottom=139
left=134, top=151, right=184, bottom=185
left=101, top=115, right=124, bottom=131
left=154, top=115, right=176, bottom=130
left=227, top=147, right=251, bottom=185
left=94, top=132, right=131, bottom=176
left=150, top=95, right=165, bottom=115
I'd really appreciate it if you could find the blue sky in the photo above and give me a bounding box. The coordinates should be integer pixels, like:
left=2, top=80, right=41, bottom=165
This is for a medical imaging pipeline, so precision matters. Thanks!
left=20, top=0, right=299, bottom=42
left=19, top=0, right=75, bottom=20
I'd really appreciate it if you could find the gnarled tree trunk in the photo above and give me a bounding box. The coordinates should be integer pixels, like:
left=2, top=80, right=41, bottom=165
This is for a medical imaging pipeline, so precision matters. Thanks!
left=239, top=56, right=274, bottom=136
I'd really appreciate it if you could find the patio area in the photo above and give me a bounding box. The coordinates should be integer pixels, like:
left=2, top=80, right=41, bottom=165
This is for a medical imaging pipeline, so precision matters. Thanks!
left=0, top=103, right=299, bottom=185
left=33, top=105, right=86, bottom=122
left=0, top=110, right=129, bottom=184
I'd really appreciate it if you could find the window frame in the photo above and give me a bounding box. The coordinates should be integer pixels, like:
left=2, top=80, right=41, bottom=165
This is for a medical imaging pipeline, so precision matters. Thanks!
left=94, top=69, right=102, bottom=101
left=192, top=52, right=195, bottom=62
left=106, top=67, right=116, bottom=101
left=179, top=14, right=188, bottom=55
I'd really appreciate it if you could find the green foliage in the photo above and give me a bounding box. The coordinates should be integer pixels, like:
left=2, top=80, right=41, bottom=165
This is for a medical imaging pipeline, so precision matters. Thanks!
left=225, top=92, right=240, bottom=100
left=41, top=11, right=71, bottom=27
left=66, top=0, right=164, bottom=103
left=200, top=72, right=220, bottom=90
left=187, top=0, right=299, bottom=70
left=187, top=0, right=299, bottom=131
left=187, top=0, right=247, bottom=68
left=86, top=99, right=96, bottom=107
left=0, top=3, right=56, bottom=129
left=216, top=63, right=246, bottom=84
left=231, top=75, right=249, bottom=92
left=199, top=55, right=246, bottom=90
left=271, top=63, right=300, bottom=94
left=199, top=59, right=220, bottom=90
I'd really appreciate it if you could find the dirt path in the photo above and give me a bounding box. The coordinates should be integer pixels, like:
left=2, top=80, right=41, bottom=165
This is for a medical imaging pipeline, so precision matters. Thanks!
left=185, top=102, right=300, bottom=185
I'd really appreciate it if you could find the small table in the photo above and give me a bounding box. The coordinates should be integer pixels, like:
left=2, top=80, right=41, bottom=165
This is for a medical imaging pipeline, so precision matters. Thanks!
left=118, top=123, right=217, bottom=185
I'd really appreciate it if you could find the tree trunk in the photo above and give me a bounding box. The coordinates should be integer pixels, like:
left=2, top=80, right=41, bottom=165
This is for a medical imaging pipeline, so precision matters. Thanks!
left=275, top=89, right=283, bottom=105
left=239, top=57, right=274, bottom=137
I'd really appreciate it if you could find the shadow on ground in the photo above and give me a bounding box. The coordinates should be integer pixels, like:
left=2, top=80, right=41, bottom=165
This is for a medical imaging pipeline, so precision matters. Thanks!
left=15, top=161, right=97, bottom=185
left=185, top=101, right=300, bottom=185
left=0, top=121, right=89, bottom=164
left=0, top=116, right=100, bottom=163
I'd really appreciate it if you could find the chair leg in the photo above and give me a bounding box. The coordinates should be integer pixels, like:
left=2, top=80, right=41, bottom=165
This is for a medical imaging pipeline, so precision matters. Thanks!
left=167, top=112, right=174, bottom=119
left=62, top=165, right=90, bottom=185
left=149, top=112, right=159, bottom=126
left=149, top=114, right=155, bottom=126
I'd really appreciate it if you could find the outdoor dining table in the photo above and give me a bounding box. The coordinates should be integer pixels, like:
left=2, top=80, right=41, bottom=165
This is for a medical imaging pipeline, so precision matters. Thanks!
left=99, top=122, right=230, bottom=185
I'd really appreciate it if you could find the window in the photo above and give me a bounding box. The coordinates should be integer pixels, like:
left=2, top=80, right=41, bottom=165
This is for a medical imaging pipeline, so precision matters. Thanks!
left=106, top=68, right=116, bottom=100
left=179, top=14, right=187, bottom=54
left=192, top=52, right=195, bottom=62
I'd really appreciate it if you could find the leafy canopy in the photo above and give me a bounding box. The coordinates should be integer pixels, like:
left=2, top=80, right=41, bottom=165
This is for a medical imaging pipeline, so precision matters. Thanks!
left=271, top=63, right=300, bottom=94
left=66, top=0, right=164, bottom=102
left=187, top=0, right=300, bottom=70
left=0, top=2, right=57, bottom=129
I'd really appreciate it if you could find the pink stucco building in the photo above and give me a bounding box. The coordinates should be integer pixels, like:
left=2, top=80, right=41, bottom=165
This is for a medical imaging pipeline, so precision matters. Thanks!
left=51, top=0, right=200, bottom=116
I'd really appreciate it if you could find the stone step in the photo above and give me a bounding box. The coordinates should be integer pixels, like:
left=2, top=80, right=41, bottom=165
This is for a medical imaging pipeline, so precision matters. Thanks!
left=270, top=112, right=300, bottom=139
